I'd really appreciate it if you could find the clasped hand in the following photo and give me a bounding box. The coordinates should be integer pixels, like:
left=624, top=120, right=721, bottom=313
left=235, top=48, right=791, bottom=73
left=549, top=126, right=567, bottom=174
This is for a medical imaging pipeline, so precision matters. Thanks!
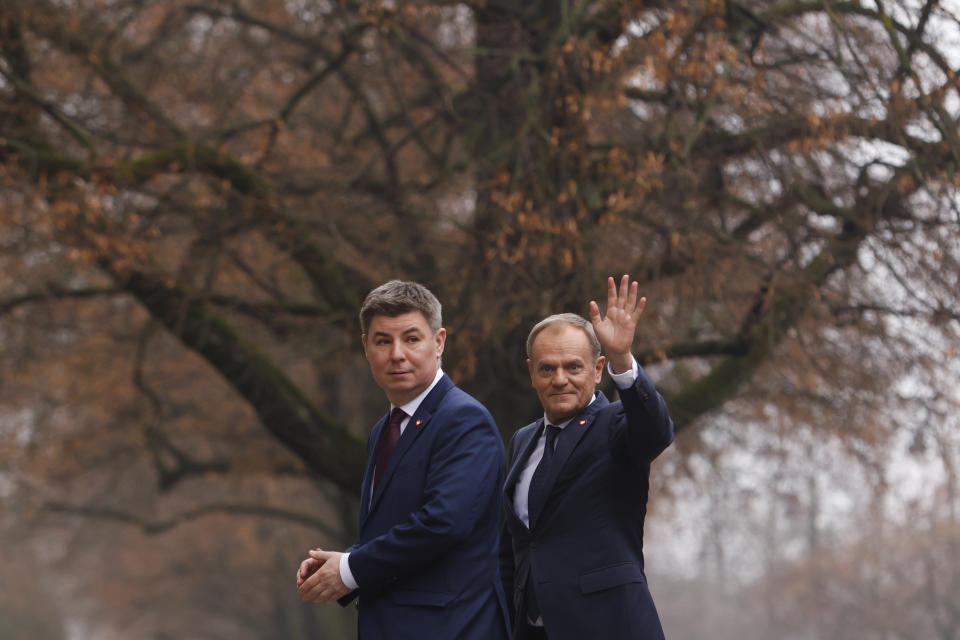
left=296, top=549, right=351, bottom=603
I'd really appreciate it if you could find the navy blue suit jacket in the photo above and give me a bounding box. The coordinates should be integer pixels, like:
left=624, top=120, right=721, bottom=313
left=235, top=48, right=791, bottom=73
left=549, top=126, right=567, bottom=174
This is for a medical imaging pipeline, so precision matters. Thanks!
left=344, top=374, right=510, bottom=640
left=500, top=368, right=674, bottom=640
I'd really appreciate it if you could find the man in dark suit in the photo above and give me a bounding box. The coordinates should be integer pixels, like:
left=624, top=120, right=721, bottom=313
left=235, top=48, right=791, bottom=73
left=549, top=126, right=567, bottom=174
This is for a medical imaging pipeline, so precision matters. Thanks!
left=297, top=280, right=509, bottom=640
left=500, top=275, right=675, bottom=640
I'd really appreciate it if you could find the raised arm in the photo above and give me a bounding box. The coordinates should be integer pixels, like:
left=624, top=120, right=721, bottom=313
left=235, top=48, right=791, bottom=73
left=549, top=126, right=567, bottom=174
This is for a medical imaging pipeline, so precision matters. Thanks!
left=591, top=275, right=673, bottom=460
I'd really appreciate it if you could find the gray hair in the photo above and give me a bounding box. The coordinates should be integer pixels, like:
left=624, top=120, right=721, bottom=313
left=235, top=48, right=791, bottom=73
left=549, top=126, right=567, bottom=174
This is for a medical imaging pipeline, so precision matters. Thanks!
left=526, top=313, right=601, bottom=360
left=360, top=280, right=442, bottom=335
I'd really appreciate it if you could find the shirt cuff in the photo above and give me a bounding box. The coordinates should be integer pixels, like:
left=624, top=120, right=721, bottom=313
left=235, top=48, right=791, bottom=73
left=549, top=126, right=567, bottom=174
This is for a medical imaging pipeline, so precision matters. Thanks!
left=608, top=355, right=638, bottom=389
left=339, top=552, right=359, bottom=590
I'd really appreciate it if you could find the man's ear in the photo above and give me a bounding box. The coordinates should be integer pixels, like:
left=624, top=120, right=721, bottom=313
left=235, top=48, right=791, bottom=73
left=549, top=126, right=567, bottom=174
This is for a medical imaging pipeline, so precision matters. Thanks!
left=434, top=327, right=446, bottom=357
left=594, top=356, right=605, bottom=383
left=527, top=359, right=535, bottom=385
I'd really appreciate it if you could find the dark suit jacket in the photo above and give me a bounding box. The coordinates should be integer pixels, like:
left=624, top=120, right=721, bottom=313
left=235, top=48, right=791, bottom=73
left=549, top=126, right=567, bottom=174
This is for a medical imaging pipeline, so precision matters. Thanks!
left=500, top=368, right=674, bottom=640
left=343, top=374, right=510, bottom=640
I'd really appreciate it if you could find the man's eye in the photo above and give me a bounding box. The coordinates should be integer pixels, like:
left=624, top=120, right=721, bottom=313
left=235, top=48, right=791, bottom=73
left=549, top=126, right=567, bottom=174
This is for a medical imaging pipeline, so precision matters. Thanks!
left=407, top=336, right=420, bottom=343
left=376, top=339, right=390, bottom=346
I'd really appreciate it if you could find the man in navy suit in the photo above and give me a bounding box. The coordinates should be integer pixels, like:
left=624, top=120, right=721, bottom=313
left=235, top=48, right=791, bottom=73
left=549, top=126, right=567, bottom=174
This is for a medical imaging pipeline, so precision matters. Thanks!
left=500, top=275, right=675, bottom=640
left=297, top=280, right=509, bottom=640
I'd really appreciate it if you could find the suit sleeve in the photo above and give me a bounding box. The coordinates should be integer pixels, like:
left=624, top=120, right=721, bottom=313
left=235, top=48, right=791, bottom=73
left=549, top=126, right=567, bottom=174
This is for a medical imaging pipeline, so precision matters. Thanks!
left=615, top=364, right=674, bottom=462
left=346, top=403, right=504, bottom=593
left=498, top=433, right=519, bottom=626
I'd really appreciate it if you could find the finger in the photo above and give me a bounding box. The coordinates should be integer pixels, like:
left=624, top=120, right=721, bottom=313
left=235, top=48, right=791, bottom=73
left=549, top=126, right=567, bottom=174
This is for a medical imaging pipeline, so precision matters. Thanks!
left=633, top=296, right=647, bottom=321
left=299, top=578, right=317, bottom=600
left=606, top=276, right=616, bottom=311
left=626, top=280, right=639, bottom=313
left=300, top=558, right=317, bottom=578
left=300, top=574, right=327, bottom=601
left=588, top=300, right=602, bottom=327
left=310, top=549, right=331, bottom=560
left=299, top=570, right=319, bottom=590
left=618, top=274, right=629, bottom=307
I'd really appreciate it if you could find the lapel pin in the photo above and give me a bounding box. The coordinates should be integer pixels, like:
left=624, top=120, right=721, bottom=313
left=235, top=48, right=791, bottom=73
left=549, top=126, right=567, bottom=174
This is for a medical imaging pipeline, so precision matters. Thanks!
left=415, top=419, right=423, bottom=426
left=579, top=419, right=587, bottom=426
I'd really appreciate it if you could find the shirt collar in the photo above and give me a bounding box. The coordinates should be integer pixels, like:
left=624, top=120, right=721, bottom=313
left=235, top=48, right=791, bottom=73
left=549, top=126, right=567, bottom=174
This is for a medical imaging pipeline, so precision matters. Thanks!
left=392, top=368, right=444, bottom=418
left=542, top=392, right=596, bottom=430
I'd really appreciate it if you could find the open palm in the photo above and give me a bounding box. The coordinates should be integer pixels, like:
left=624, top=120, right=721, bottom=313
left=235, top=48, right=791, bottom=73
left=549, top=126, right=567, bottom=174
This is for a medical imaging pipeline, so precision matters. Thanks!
left=589, top=275, right=646, bottom=359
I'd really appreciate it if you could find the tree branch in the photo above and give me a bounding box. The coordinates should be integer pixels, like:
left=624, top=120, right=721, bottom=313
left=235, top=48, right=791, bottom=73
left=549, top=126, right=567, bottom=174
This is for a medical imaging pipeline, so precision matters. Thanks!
left=107, top=266, right=366, bottom=492
left=0, top=285, right=122, bottom=315
left=636, top=337, right=750, bottom=364
left=0, top=67, right=96, bottom=151
left=666, top=167, right=912, bottom=430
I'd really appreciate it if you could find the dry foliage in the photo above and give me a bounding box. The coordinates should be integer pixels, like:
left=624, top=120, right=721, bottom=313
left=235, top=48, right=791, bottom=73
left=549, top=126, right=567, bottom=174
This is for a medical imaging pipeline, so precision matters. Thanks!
left=2, top=0, right=958, bottom=637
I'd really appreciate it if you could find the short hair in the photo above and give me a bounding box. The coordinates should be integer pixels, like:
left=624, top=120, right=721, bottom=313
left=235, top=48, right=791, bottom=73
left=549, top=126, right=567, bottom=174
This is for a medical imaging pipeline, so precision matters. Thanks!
left=360, top=280, right=442, bottom=335
left=526, top=313, right=601, bottom=360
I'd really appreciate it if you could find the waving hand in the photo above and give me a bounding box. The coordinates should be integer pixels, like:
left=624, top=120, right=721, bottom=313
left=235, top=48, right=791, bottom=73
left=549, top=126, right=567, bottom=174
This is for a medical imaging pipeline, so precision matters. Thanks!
left=589, top=275, right=646, bottom=374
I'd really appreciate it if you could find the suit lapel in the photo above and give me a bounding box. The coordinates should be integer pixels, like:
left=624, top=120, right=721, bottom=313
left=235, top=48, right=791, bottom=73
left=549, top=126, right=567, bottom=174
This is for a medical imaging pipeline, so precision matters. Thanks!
left=363, top=374, right=454, bottom=523
left=359, top=412, right=389, bottom=524
left=502, top=420, right=543, bottom=529
left=504, top=420, right=543, bottom=493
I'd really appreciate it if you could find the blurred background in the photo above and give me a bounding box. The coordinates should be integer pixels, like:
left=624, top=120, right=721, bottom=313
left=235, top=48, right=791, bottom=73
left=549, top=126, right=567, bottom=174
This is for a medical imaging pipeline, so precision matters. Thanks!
left=1, top=0, right=959, bottom=638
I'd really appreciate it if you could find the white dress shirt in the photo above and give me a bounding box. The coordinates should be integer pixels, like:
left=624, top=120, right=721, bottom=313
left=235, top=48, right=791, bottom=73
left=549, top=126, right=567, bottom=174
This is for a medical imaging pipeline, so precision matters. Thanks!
left=340, top=368, right=445, bottom=590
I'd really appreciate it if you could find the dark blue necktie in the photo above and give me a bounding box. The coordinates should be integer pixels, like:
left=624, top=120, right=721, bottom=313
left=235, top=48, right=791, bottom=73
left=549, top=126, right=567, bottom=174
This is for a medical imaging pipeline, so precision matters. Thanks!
left=525, top=423, right=560, bottom=622
left=527, top=424, right=561, bottom=524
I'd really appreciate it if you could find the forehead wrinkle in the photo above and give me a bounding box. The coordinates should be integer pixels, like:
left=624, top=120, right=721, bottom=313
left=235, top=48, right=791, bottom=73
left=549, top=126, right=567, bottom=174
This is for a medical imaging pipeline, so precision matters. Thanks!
left=537, top=353, right=587, bottom=366
left=531, top=335, right=594, bottom=364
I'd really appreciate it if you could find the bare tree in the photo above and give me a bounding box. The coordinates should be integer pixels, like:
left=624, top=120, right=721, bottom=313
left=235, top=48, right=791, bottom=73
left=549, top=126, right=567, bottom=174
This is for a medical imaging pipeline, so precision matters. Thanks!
left=2, top=0, right=958, bottom=637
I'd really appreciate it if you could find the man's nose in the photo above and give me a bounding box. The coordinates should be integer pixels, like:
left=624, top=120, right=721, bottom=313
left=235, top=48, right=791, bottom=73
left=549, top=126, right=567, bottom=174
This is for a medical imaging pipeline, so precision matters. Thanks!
left=552, top=370, right=568, bottom=386
left=389, top=342, right=406, bottom=360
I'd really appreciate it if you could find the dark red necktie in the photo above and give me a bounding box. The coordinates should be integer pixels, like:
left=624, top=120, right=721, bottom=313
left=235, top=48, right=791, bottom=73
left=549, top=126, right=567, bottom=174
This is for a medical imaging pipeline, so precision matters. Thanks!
left=373, top=407, right=405, bottom=496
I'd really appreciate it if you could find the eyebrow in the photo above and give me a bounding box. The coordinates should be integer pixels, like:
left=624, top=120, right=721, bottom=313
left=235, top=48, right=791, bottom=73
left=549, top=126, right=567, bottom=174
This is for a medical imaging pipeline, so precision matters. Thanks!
left=371, top=326, right=425, bottom=339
